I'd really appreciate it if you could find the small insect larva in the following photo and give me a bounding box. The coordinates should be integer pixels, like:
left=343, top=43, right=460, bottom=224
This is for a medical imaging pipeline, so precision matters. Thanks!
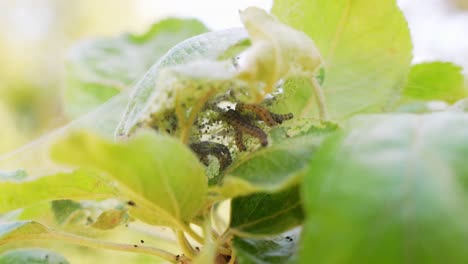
left=127, top=200, right=136, bottom=206
left=189, top=141, right=233, bottom=170
left=240, top=124, right=268, bottom=147
left=223, top=109, right=268, bottom=148
left=234, top=129, right=246, bottom=151
left=236, top=103, right=278, bottom=127
left=270, top=112, right=294, bottom=124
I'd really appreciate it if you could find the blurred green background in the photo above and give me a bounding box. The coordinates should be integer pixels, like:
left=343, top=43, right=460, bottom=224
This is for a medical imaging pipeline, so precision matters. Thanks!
left=0, top=0, right=149, bottom=154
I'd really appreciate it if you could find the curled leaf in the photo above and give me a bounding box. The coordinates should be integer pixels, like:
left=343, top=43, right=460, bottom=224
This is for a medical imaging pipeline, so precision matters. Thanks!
left=238, top=7, right=322, bottom=98
left=116, top=28, right=248, bottom=137
left=64, top=18, right=209, bottom=117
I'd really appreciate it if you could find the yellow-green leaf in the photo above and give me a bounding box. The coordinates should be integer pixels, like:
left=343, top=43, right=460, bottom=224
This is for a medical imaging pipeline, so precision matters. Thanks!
left=237, top=7, right=322, bottom=98
left=0, top=248, right=69, bottom=264
left=301, top=113, right=468, bottom=263
left=273, top=0, right=413, bottom=119
left=402, top=62, right=465, bottom=103
left=0, top=170, right=114, bottom=215
left=51, top=130, right=207, bottom=228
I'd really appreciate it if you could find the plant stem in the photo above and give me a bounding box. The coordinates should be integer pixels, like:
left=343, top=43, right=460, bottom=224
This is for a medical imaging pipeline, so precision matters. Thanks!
left=176, top=230, right=196, bottom=259
left=310, top=77, right=329, bottom=120
left=217, top=230, right=233, bottom=247
left=227, top=249, right=237, bottom=264
left=30, top=231, right=177, bottom=263
left=182, top=224, right=205, bottom=244
left=217, top=246, right=232, bottom=256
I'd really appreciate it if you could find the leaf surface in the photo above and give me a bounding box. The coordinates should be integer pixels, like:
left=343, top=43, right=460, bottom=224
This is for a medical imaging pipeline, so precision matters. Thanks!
left=215, top=134, right=322, bottom=198
left=51, top=130, right=207, bottom=228
left=0, top=170, right=114, bottom=214
left=301, top=113, right=468, bottom=263
left=117, top=28, right=248, bottom=136
left=233, top=228, right=300, bottom=264
left=64, top=19, right=209, bottom=117
left=230, top=186, right=303, bottom=237
left=272, top=0, right=413, bottom=119
left=401, top=62, right=465, bottom=103
left=0, top=248, right=69, bottom=264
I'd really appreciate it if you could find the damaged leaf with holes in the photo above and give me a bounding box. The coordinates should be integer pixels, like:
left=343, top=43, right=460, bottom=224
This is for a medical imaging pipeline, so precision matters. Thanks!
left=117, top=7, right=326, bottom=183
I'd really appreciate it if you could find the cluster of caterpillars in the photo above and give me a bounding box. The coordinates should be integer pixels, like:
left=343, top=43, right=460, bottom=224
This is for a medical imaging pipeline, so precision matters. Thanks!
left=190, top=102, right=293, bottom=171
left=222, top=103, right=293, bottom=151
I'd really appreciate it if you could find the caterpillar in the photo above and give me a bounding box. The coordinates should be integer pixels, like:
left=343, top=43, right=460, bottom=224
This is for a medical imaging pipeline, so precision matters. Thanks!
left=234, top=129, right=247, bottom=151
left=270, top=112, right=294, bottom=124
left=189, top=141, right=233, bottom=170
left=236, top=103, right=278, bottom=127
left=236, top=103, right=293, bottom=126
left=222, top=109, right=268, bottom=149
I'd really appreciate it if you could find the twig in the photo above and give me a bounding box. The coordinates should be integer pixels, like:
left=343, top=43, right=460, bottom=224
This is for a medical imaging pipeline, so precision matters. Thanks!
left=11, top=231, right=178, bottom=263
left=182, top=224, right=205, bottom=244
left=227, top=249, right=237, bottom=264
left=175, top=230, right=196, bottom=259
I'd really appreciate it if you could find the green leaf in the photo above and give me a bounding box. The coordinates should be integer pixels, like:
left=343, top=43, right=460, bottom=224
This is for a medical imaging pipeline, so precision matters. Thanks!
left=0, top=221, right=176, bottom=263
left=51, top=130, right=207, bottom=228
left=0, top=170, right=115, bottom=214
left=0, top=248, right=69, bottom=264
left=51, top=200, right=82, bottom=225
left=233, top=229, right=300, bottom=264
left=402, top=62, right=465, bottom=103
left=64, top=18, right=209, bottom=118
left=301, top=113, right=468, bottom=263
left=52, top=199, right=129, bottom=229
left=116, top=28, right=248, bottom=136
left=0, top=221, right=50, bottom=244
left=237, top=7, right=322, bottom=98
left=272, top=0, right=413, bottom=119
left=0, top=168, right=27, bottom=181
left=230, top=186, right=303, bottom=237
left=215, top=134, right=322, bottom=198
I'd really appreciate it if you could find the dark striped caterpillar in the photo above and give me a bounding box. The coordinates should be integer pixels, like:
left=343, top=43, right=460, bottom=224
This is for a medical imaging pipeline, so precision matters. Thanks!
left=236, top=103, right=294, bottom=126
left=189, top=141, right=233, bottom=171
left=141, top=99, right=294, bottom=172
left=222, top=109, right=268, bottom=150
left=222, top=104, right=293, bottom=151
